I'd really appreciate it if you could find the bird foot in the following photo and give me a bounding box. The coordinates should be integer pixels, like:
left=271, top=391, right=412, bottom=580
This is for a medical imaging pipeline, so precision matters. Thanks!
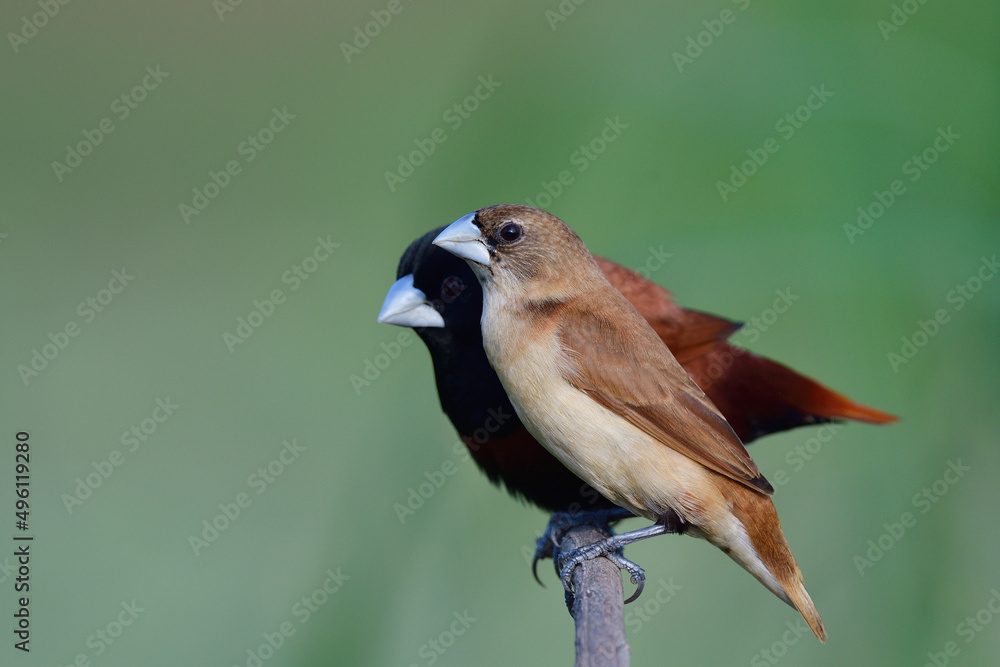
left=557, top=541, right=649, bottom=603
left=556, top=521, right=682, bottom=604
left=531, top=508, right=635, bottom=585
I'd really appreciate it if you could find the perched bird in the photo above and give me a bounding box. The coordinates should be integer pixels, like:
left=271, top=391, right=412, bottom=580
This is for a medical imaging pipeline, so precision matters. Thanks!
left=431, top=205, right=838, bottom=641
left=378, top=226, right=896, bottom=515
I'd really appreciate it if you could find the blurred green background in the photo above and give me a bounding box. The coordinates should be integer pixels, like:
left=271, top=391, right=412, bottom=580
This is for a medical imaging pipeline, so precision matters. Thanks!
left=2, top=1, right=998, bottom=665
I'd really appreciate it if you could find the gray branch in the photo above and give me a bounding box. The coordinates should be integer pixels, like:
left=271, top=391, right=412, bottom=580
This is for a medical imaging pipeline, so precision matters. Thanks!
left=554, top=524, right=631, bottom=667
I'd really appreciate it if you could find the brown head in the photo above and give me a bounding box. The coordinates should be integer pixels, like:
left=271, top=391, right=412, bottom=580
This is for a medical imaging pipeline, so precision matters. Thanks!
left=432, top=204, right=600, bottom=301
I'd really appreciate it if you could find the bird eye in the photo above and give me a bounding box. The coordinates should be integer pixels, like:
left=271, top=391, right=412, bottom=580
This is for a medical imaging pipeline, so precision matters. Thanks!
left=499, top=223, right=522, bottom=243
left=440, top=276, right=465, bottom=303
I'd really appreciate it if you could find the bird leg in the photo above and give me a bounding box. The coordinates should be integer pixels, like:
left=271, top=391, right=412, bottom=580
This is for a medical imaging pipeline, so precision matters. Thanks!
left=556, top=513, right=687, bottom=604
left=532, top=508, right=635, bottom=586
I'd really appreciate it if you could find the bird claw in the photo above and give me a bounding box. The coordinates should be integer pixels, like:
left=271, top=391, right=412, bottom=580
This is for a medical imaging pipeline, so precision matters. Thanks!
left=532, top=508, right=634, bottom=586
left=531, top=548, right=549, bottom=588
left=609, top=553, right=646, bottom=604
left=556, top=535, right=647, bottom=604
left=554, top=520, right=680, bottom=605
left=533, top=510, right=672, bottom=605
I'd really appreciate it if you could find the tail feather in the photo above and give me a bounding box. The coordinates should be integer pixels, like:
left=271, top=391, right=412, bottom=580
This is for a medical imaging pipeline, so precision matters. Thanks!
left=718, top=484, right=827, bottom=642
left=686, top=344, right=897, bottom=444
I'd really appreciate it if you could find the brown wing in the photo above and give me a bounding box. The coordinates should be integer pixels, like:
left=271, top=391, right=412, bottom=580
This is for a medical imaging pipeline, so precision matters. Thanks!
left=595, top=255, right=898, bottom=442
left=557, top=292, right=773, bottom=495
left=595, top=256, right=741, bottom=363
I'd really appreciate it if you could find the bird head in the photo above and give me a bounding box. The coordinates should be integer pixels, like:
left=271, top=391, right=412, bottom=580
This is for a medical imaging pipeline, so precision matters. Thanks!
left=432, top=205, right=594, bottom=301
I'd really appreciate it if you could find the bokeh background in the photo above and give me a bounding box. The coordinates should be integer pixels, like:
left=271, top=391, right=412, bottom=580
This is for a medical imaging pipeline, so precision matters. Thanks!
left=2, top=1, right=998, bottom=665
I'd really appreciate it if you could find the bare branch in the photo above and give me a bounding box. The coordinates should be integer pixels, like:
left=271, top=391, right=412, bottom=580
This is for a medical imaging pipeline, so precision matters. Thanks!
left=555, top=524, right=631, bottom=667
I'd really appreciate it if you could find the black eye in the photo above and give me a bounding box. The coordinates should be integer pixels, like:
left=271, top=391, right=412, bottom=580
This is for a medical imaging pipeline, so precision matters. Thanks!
left=499, top=223, right=522, bottom=243
left=440, top=276, right=465, bottom=303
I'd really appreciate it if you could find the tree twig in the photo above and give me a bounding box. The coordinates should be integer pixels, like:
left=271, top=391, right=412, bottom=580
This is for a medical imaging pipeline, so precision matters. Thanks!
left=554, top=524, right=630, bottom=667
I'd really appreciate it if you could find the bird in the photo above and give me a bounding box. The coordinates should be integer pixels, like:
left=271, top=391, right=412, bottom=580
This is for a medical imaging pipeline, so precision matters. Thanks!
left=378, top=225, right=896, bottom=516
left=430, top=204, right=841, bottom=641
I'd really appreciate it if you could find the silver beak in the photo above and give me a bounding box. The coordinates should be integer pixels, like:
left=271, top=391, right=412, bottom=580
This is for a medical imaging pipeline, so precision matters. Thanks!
left=432, top=213, right=491, bottom=267
left=377, top=274, right=446, bottom=328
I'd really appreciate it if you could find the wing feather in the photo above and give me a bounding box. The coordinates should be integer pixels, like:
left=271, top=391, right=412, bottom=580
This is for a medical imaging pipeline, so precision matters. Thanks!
left=556, top=294, right=773, bottom=495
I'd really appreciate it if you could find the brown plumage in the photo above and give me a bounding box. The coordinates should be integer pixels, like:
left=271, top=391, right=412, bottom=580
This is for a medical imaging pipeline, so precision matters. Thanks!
left=597, top=256, right=896, bottom=440
left=433, top=204, right=828, bottom=641
left=558, top=303, right=773, bottom=495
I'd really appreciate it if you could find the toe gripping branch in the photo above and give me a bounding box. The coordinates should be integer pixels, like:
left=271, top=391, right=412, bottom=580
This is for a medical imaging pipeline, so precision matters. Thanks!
left=533, top=509, right=685, bottom=605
